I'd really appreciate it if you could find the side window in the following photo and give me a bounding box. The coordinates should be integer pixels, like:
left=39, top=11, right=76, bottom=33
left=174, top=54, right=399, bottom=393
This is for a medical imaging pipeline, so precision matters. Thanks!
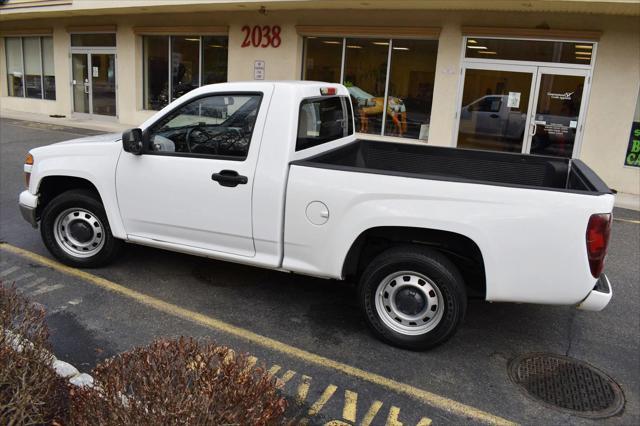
left=146, top=94, right=262, bottom=159
left=296, top=96, right=353, bottom=151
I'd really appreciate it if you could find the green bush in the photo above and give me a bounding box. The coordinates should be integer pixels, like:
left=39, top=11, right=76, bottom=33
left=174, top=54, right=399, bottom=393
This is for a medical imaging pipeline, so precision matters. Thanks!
left=0, top=282, right=69, bottom=425
left=70, top=337, right=288, bottom=425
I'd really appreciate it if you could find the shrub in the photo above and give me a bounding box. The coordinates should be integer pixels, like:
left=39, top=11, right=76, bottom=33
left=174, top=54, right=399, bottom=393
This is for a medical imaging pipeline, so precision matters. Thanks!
left=70, top=337, right=288, bottom=425
left=0, top=282, right=69, bottom=425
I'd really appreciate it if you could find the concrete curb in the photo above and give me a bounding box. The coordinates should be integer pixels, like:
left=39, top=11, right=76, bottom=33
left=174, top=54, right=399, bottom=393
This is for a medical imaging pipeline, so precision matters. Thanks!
left=4, top=328, right=95, bottom=388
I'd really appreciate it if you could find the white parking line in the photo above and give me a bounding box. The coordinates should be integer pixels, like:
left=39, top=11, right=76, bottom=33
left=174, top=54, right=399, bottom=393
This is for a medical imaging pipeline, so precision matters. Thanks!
left=29, top=283, right=65, bottom=296
left=21, top=277, right=47, bottom=290
left=0, top=266, right=20, bottom=277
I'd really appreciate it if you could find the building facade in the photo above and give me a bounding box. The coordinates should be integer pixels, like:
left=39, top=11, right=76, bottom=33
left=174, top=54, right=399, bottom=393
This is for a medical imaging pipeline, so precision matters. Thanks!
left=1, top=0, right=639, bottom=196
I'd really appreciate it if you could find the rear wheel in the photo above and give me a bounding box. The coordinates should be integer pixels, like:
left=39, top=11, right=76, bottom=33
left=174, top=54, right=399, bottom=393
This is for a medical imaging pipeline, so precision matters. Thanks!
left=40, top=189, right=122, bottom=268
left=359, top=246, right=466, bottom=350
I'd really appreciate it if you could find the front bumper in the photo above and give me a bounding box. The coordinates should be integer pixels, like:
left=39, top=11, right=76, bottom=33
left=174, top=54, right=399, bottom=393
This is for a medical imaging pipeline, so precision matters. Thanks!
left=18, top=190, right=38, bottom=228
left=577, top=274, right=612, bottom=311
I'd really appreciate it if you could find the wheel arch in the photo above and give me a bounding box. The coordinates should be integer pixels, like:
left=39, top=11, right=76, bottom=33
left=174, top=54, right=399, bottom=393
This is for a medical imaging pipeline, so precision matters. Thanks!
left=36, top=175, right=103, bottom=218
left=342, top=226, right=487, bottom=299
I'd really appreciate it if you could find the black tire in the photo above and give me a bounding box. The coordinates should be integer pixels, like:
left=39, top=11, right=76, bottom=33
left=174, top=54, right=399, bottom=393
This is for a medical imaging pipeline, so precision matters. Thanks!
left=40, top=189, right=122, bottom=268
left=358, top=246, right=467, bottom=350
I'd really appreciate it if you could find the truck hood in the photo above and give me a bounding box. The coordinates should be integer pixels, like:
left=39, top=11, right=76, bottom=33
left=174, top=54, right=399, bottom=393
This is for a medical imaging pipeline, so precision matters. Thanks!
left=53, top=132, right=122, bottom=146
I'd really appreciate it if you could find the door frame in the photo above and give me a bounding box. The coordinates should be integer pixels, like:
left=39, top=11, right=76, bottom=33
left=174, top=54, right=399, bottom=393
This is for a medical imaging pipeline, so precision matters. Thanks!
left=525, top=66, right=591, bottom=158
left=69, top=47, right=118, bottom=120
left=453, top=62, right=538, bottom=154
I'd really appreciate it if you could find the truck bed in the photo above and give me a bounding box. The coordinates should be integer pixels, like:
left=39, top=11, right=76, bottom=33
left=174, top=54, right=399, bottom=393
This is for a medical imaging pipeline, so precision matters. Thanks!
left=292, top=139, right=612, bottom=194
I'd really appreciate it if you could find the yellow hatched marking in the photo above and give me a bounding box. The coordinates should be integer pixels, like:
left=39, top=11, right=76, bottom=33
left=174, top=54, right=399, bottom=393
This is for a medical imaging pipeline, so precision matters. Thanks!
left=385, top=406, right=403, bottom=426
left=343, top=389, right=358, bottom=422
left=268, top=364, right=282, bottom=376
left=246, top=355, right=258, bottom=370
left=308, top=384, right=338, bottom=417
left=361, top=400, right=383, bottom=426
left=279, top=369, right=297, bottom=386
left=416, top=417, right=433, bottom=426
left=296, top=374, right=312, bottom=404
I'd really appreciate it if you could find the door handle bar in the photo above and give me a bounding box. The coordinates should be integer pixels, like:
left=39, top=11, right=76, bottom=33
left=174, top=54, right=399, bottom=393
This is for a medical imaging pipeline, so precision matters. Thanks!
left=211, top=170, right=248, bottom=187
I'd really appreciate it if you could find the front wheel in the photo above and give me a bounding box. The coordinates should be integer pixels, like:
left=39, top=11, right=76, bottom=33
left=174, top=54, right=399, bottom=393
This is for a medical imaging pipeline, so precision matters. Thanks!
left=40, top=189, right=122, bottom=268
left=359, top=247, right=467, bottom=350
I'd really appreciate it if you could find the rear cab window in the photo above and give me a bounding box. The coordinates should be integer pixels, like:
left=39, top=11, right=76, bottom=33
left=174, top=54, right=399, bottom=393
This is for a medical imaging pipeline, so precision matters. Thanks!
left=296, top=96, right=353, bottom=151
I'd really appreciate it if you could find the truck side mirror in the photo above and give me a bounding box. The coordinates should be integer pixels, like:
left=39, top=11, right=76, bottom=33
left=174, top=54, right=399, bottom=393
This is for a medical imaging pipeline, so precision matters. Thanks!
left=122, top=128, right=143, bottom=155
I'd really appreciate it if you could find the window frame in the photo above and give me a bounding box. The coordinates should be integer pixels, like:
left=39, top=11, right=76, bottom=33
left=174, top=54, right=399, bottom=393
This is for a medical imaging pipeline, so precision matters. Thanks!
left=141, top=91, right=264, bottom=162
left=4, top=35, right=55, bottom=101
left=141, top=34, right=229, bottom=111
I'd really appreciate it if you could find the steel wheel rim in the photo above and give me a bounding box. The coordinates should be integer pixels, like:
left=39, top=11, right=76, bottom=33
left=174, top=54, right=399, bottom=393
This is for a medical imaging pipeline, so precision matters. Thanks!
left=374, top=271, right=444, bottom=336
left=53, top=208, right=105, bottom=258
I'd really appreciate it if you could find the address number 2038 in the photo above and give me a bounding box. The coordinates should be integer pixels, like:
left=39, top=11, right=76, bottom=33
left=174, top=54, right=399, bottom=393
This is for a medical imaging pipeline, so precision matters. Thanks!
left=241, top=25, right=282, bottom=48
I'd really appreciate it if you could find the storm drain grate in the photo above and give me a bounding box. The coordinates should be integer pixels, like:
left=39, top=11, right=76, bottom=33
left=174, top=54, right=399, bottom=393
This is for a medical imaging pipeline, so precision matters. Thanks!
left=508, top=353, right=624, bottom=418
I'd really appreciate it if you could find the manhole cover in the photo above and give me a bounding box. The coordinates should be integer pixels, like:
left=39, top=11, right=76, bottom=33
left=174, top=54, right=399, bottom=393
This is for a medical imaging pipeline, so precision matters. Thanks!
left=508, top=353, right=624, bottom=418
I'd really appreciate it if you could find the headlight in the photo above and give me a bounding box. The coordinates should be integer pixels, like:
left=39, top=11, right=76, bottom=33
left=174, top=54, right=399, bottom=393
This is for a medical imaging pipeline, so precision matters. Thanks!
left=24, top=153, right=33, bottom=188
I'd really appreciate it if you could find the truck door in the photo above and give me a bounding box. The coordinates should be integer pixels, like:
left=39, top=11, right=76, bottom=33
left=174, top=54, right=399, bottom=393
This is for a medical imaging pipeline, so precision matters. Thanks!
left=115, top=88, right=273, bottom=257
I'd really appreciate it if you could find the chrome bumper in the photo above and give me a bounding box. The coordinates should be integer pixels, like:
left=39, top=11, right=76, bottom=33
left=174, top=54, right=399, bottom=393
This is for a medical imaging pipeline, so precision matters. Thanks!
left=18, top=190, right=39, bottom=228
left=577, top=274, right=612, bottom=311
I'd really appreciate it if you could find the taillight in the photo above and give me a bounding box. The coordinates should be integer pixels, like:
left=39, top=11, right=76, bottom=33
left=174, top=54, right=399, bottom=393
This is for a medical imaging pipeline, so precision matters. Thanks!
left=586, top=213, right=612, bottom=278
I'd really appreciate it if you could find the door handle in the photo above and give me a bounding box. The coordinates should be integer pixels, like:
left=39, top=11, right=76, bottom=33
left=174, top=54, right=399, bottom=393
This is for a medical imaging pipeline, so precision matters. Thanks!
left=211, top=170, right=248, bottom=187
left=489, top=113, right=499, bottom=118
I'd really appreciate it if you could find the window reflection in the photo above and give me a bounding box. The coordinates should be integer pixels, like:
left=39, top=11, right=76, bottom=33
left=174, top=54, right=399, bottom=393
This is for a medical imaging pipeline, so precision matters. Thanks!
left=5, top=38, right=24, bottom=97
left=202, top=36, right=228, bottom=85
left=343, top=39, right=389, bottom=135
left=465, top=38, right=594, bottom=65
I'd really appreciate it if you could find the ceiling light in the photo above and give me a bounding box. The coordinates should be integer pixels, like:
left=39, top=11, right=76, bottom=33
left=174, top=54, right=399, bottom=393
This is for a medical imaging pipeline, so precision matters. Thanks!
left=208, top=45, right=225, bottom=48
left=575, top=44, right=593, bottom=49
left=185, top=38, right=200, bottom=41
left=467, top=39, right=478, bottom=44
left=478, top=51, right=497, bottom=55
left=346, top=45, right=362, bottom=49
left=372, top=41, right=389, bottom=46
left=393, top=47, right=410, bottom=51
left=467, top=45, right=488, bottom=50
left=322, top=41, right=341, bottom=45
left=575, top=57, right=591, bottom=60
left=575, top=52, right=591, bottom=56
left=306, top=36, right=317, bottom=39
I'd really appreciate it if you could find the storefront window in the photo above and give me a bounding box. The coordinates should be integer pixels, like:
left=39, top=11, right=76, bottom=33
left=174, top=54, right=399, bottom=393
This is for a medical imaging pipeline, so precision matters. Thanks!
left=143, top=35, right=228, bottom=110
left=4, top=36, right=55, bottom=100
left=465, top=38, right=594, bottom=65
left=23, top=37, right=42, bottom=99
left=386, top=39, right=438, bottom=139
left=171, top=36, right=200, bottom=101
left=302, top=36, right=439, bottom=141
left=343, top=38, right=388, bottom=135
left=5, top=37, right=23, bottom=97
left=202, top=36, right=228, bottom=85
left=302, top=37, right=342, bottom=82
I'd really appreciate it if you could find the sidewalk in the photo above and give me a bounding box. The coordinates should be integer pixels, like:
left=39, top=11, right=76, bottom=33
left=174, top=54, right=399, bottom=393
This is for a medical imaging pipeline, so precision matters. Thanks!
left=1, top=108, right=638, bottom=211
left=0, top=108, right=134, bottom=133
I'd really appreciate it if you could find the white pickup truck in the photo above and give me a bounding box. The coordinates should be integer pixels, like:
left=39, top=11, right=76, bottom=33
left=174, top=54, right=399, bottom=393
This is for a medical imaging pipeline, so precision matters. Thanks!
left=19, top=82, right=615, bottom=349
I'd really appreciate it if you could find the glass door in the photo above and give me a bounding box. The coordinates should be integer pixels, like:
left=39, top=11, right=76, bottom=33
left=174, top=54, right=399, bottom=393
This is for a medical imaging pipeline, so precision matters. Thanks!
left=90, top=53, right=116, bottom=116
left=71, top=52, right=117, bottom=117
left=72, top=53, right=89, bottom=114
left=526, top=67, right=588, bottom=157
left=456, top=64, right=536, bottom=153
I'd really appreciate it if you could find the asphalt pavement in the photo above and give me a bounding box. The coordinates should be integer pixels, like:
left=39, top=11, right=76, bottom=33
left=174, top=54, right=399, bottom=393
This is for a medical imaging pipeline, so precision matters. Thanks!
left=0, top=117, right=638, bottom=425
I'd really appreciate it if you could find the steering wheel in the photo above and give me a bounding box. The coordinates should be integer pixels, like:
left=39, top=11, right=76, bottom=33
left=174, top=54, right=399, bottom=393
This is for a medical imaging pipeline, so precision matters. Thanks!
left=185, top=126, right=214, bottom=154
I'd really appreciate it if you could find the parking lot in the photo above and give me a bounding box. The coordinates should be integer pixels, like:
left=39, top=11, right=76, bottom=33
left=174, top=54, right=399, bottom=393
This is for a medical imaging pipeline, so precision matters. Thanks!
left=1, top=117, right=638, bottom=425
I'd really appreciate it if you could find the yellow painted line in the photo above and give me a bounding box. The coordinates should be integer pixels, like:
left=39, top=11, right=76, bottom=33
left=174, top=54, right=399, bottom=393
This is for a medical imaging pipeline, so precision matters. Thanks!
left=0, top=243, right=516, bottom=426
left=308, top=384, right=338, bottom=416
left=614, top=217, right=640, bottom=224
left=296, top=374, right=312, bottom=404
left=278, top=369, right=297, bottom=386
left=361, top=400, right=384, bottom=426
left=343, top=389, right=358, bottom=422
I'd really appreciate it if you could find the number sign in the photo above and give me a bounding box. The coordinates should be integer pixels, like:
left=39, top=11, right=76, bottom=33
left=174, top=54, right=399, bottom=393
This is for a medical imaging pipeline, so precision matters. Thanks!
left=241, top=25, right=282, bottom=48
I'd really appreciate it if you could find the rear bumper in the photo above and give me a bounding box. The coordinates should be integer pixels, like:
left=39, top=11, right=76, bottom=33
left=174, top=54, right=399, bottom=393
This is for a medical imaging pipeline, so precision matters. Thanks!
left=577, top=274, right=612, bottom=311
left=18, top=190, right=38, bottom=228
